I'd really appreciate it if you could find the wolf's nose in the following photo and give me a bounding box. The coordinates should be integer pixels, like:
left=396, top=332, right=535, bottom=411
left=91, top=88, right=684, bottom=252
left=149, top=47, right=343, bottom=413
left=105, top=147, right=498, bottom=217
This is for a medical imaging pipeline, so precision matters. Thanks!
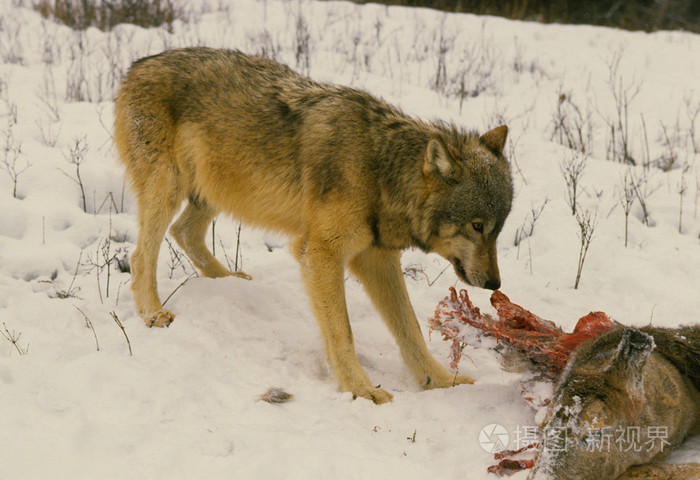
left=484, top=279, right=500, bottom=290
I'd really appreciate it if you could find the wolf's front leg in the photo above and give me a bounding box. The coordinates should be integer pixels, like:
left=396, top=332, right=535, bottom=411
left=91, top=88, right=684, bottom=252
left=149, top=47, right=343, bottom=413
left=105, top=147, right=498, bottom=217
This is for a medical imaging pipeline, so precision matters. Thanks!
left=350, top=247, right=474, bottom=389
left=299, top=241, right=393, bottom=404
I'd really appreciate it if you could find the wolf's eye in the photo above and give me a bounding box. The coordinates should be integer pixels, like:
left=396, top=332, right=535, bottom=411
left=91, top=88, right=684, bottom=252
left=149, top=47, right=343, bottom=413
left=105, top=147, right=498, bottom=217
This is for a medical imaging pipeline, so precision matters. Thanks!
left=472, top=222, right=484, bottom=233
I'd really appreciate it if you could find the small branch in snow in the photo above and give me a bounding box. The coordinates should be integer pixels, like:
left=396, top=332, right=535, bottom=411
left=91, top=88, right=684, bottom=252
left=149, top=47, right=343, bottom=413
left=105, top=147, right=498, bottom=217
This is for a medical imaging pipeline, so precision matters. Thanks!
left=403, top=263, right=450, bottom=287
left=574, top=208, right=597, bottom=290
left=161, top=272, right=198, bottom=309
left=1, top=322, right=29, bottom=356
left=110, top=311, right=131, bottom=356
left=60, top=136, right=89, bottom=213
left=74, top=306, right=100, bottom=352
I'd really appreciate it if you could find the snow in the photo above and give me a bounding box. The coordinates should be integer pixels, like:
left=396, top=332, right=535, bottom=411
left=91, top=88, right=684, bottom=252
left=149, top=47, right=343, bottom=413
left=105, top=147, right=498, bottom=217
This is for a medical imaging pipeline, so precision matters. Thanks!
left=0, top=0, right=698, bottom=478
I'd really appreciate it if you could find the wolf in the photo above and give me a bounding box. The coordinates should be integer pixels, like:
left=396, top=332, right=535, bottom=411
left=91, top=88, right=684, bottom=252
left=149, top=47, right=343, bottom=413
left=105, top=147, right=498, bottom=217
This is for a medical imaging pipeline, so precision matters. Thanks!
left=528, top=325, right=700, bottom=480
left=114, top=47, right=513, bottom=403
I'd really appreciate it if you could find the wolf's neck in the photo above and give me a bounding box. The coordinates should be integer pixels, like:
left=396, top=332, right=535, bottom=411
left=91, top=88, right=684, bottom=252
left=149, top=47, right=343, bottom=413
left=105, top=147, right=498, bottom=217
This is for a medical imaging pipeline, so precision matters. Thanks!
left=368, top=122, right=432, bottom=251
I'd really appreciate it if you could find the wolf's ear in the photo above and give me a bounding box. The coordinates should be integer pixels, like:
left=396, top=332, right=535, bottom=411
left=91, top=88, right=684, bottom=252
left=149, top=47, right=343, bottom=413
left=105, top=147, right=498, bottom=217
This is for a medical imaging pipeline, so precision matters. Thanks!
left=607, top=328, right=654, bottom=391
left=424, top=134, right=457, bottom=180
left=480, top=125, right=508, bottom=155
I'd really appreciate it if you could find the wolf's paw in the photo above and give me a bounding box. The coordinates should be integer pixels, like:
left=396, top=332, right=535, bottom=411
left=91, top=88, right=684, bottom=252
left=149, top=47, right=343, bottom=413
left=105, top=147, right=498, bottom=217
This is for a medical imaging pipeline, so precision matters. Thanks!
left=144, top=309, right=175, bottom=328
left=230, top=270, right=252, bottom=281
left=353, top=385, right=394, bottom=404
left=451, top=374, right=476, bottom=385
left=424, top=371, right=475, bottom=389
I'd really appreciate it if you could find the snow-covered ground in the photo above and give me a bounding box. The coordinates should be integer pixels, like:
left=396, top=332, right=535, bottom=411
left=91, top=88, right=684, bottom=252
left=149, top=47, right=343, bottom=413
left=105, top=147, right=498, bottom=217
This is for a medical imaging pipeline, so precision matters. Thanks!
left=0, top=0, right=698, bottom=478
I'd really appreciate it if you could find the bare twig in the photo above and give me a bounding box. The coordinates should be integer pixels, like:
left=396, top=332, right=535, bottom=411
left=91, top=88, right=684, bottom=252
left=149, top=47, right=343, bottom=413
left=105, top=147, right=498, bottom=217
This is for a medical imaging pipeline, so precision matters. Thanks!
left=211, top=218, right=217, bottom=257
left=0, top=16, right=24, bottom=64
left=110, top=311, right=131, bottom=356
left=74, top=306, right=100, bottom=351
left=574, top=208, right=598, bottom=289
left=514, top=198, right=550, bottom=247
left=617, top=170, right=637, bottom=247
left=679, top=163, right=691, bottom=234
left=560, top=151, right=587, bottom=216
left=164, top=237, right=188, bottom=279
left=36, top=65, right=61, bottom=122
left=115, top=278, right=129, bottom=306
left=403, top=263, right=450, bottom=286
left=216, top=236, right=232, bottom=271
left=2, top=124, right=29, bottom=199
left=61, top=136, right=89, bottom=213
left=657, top=121, right=681, bottom=172
left=56, top=250, right=83, bottom=298
left=433, top=24, right=452, bottom=94
left=294, top=7, right=311, bottom=75
left=630, top=168, right=659, bottom=227
left=551, top=87, right=594, bottom=154
left=234, top=222, right=243, bottom=272
left=161, top=272, right=198, bottom=308
left=103, top=210, right=113, bottom=298
left=598, top=48, right=641, bottom=164
left=95, top=192, right=119, bottom=215
left=1, top=322, right=28, bottom=356
left=682, top=93, right=700, bottom=154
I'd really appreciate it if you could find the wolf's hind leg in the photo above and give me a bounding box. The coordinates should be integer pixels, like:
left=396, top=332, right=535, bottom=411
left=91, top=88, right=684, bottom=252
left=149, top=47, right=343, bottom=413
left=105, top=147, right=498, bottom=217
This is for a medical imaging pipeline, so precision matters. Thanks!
left=170, top=197, right=252, bottom=280
left=349, top=247, right=474, bottom=389
left=131, top=173, right=183, bottom=328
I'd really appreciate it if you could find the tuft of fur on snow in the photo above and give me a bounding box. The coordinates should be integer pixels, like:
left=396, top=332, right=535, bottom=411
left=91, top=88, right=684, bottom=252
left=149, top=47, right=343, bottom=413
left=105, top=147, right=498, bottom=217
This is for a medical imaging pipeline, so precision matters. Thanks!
left=259, top=387, right=294, bottom=404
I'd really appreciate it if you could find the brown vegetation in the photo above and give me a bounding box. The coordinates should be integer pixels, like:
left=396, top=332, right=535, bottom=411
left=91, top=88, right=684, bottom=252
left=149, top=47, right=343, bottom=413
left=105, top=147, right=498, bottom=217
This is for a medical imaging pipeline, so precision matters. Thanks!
left=33, top=0, right=183, bottom=31
left=344, top=0, right=700, bottom=34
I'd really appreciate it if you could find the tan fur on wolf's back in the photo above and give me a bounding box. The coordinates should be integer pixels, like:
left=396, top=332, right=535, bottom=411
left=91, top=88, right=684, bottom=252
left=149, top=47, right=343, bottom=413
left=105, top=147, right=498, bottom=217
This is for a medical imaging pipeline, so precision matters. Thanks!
left=115, top=47, right=513, bottom=403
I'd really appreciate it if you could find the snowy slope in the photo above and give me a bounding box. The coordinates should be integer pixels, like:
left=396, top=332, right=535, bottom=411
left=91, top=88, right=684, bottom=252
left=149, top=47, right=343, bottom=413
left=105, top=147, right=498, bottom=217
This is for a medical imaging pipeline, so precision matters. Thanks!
left=0, top=0, right=698, bottom=478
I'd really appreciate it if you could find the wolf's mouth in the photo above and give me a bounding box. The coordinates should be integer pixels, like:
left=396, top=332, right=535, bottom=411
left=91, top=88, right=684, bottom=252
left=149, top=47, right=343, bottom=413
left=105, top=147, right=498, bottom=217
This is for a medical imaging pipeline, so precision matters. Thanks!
left=451, top=258, right=470, bottom=285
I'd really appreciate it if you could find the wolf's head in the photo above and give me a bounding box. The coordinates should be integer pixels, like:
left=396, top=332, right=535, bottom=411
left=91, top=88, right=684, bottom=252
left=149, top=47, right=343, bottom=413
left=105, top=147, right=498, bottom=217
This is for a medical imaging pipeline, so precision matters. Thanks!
left=420, top=125, right=512, bottom=290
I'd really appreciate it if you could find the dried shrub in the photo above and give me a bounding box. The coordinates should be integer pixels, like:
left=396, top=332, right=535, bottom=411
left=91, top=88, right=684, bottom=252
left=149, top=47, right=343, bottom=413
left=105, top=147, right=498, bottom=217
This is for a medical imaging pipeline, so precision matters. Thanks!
left=342, top=0, right=700, bottom=34
left=34, top=0, right=185, bottom=32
